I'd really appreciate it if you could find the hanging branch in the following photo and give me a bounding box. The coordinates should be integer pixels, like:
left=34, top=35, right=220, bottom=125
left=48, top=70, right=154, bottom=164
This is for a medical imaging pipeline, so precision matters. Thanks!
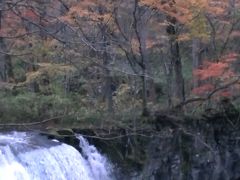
left=0, top=115, right=65, bottom=126
left=176, top=77, right=240, bottom=108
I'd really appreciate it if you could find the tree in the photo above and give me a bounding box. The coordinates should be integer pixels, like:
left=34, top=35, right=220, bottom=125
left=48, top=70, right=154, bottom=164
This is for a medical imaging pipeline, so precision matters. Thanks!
left=192, top=53, right=239, bottom=99
left=62, top=0, right=156, bottom=116
left=0, top=0, right=15, bottom=82
left=116, top=0, right=151, bottom=115
left=60, top=0, right=116, bottom=113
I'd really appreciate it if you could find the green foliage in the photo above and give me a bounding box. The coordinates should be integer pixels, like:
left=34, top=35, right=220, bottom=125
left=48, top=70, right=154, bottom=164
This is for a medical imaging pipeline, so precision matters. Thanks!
left=0, top=91, right=72, bottom=123
left=12, top=59, right=27, bottom=82
left=22, top=63, right=76, bottom=84
left=188, top=12, right=210, bottom=40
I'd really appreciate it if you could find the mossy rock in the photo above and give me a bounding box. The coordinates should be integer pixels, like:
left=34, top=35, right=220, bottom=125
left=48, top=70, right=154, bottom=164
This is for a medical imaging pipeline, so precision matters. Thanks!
left=41, top=128, right=74, bottom=139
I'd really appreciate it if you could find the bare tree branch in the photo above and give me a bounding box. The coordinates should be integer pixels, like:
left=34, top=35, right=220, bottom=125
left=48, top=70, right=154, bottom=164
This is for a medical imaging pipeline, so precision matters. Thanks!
left=176, top=77, right=240, bottom=107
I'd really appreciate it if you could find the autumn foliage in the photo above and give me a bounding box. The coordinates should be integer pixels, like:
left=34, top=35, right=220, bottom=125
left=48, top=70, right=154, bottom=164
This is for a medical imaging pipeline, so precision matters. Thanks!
left=140, top=0, right=229, bottom=24
left=192, top=53, right=239, bottom=97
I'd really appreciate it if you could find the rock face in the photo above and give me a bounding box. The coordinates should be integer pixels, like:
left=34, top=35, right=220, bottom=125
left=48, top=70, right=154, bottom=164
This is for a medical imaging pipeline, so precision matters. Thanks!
left=79, top=116, right=240, bottom=180
left=141, top=130, right=240, bottom=180
left=42, top=113, right=240, bottom=180
left=139, top=114, right=240, bottom=180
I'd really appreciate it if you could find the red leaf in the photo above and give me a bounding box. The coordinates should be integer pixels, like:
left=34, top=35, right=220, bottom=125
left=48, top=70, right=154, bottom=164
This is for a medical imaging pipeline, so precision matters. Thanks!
left=192, top=84, right=214, bottom=95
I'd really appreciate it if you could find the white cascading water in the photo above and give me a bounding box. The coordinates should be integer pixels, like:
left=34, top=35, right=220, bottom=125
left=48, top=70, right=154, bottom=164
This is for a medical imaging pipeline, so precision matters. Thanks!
left=77, top=135, right=114, bottom=180
left=0, top=132, right=115, bottom=180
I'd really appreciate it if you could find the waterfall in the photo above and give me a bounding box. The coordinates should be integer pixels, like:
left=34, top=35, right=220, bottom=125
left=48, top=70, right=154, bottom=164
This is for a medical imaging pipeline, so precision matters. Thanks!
left=77, top=135, right=114, bottom=180
left=0, top=132, right=115, bottom=180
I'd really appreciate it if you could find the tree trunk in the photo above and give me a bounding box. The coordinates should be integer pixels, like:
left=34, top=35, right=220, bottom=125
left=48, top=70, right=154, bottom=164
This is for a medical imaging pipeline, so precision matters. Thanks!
left=133, top=0, right=149, bottom=116
left=172, top=42, right=185, bottom=103
left=163, top=54, right=174, bottom=108
left=0, top=0, right=14, bottom=82
left=102, top=32, right=113, bottom=113
left=103, top=64, right=114, bottom=113
left=141, top=69, right=148, bottom=116
left=139, top=26, right=149, bottom=116
left=167, top=16, right=185, bottom=104
left=192, top=38, right=202, bottom=88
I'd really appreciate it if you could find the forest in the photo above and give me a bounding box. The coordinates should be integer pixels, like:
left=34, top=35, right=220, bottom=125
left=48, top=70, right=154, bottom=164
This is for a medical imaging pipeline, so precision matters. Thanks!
left=1, top=1, right=240, bottom=179
left=0, top=0, right=240, bottom=130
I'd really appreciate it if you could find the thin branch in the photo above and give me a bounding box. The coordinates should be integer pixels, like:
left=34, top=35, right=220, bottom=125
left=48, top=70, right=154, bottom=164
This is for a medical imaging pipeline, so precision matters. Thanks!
left=220, top=18, right=240, bottom=55
left=176, top=78, right=240, bottom=107
left=0, top=51, right=32, bottom=56
left=0, top=115, right=65, bottom=126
